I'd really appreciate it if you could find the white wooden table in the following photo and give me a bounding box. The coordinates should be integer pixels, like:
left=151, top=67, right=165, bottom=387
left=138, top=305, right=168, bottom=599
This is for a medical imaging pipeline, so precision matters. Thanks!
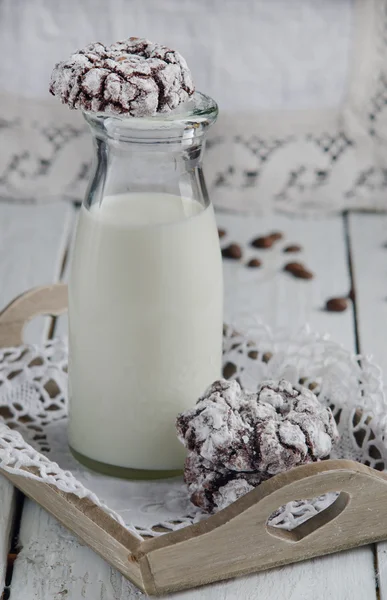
left=0, top=203, right=386, bottom=599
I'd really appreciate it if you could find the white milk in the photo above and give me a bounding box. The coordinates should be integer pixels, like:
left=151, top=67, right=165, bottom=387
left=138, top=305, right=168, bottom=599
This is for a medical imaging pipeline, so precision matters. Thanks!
left=68, top=193, right=223, bottom=471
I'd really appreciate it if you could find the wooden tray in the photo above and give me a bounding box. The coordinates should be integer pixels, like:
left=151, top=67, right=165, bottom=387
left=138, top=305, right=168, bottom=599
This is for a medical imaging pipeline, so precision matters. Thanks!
left=1, top=285, right=387, bottom=596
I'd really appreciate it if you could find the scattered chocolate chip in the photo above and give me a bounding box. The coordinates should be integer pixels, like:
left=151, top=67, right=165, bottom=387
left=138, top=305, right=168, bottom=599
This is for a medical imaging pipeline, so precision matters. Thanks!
left=269, top=231, right=284, bottom=241
left=218, top=228, right=226, bottom=239
left=248, top=350, right=258, bottom=360
left=222, top=244, right=242, bottom=260
left=246, top=258, right=262, bottom=268
left=262, top=352, right=273, bottom=363
left=325, top=297, right=348, bottom=312
left=284, top=262, right=314, bottom=280
left=251, top=236, right=273, bottom=249
left=283, top=244, right=302, bottom=253
left=308, top=382, right=318, bottom=391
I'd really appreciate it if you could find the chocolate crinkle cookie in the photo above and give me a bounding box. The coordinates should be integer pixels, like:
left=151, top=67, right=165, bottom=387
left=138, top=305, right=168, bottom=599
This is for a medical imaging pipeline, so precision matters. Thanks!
left=50, top=37, right=194, bottom=117
left=177, top=378, right=339, bottom=513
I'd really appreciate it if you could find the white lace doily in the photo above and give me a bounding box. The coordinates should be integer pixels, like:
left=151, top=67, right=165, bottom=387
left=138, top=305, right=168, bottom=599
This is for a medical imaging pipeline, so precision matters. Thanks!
left=0, top=322, right=386, bottom=541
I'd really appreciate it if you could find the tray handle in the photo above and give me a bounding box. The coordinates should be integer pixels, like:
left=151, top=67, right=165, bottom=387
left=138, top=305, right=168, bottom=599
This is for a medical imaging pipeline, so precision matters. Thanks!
left=138, top=460, right=387, bottom=595
left=0, top=284, right=68, bottom=347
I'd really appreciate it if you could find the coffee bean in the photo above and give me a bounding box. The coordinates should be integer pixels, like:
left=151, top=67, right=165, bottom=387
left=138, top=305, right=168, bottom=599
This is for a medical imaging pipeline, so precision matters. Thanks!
left=283, top=244, right=302, bottom=253
left=269, top=231, right=284, bottom=241
left=222, top=243, right=242, bottom=260
left=251, top=236, right=273, bottom=249
left=218, top=228, right=226, bottom=239
left=262, top=352, right=273, bottom=363
left=223, top=361, right=237, bottom=379
left=325, top=297, right=348, bottom=312
left=248, top=350, right=258, bottom=360
left=299, top=378, right=318, bottom=391
left=284, top=262, right=314, bottom=279
left=295, top=269, right=314, bottom=280
left=251, top=231, right=284, bottom=248
left=247, top=258, right=262, bottom=268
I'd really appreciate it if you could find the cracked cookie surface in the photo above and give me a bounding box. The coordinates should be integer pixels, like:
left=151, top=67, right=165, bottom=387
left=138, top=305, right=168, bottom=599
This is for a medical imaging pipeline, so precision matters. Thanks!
left=177, top=378, right=339, bottom=512
left=50, top=37, right=194, bottom=117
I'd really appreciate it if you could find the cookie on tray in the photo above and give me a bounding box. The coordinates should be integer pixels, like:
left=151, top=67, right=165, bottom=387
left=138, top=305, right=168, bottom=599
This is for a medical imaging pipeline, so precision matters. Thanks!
left=177, top=378, right=339, bottom=512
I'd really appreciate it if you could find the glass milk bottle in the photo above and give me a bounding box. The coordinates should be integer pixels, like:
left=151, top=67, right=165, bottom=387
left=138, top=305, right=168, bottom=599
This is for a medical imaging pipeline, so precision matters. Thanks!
left=68, top=92, right=223, bottom=479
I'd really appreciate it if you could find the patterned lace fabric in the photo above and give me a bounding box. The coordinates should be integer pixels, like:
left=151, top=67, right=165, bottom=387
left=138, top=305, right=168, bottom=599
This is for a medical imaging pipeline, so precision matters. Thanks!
left=1, top=1, right=387, bottom=214
left=0, top=322, right=386, bottom=541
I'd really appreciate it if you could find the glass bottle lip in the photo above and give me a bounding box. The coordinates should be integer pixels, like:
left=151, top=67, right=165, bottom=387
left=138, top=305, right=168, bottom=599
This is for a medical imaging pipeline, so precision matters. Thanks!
left=82, top=91, right=218, bottom=140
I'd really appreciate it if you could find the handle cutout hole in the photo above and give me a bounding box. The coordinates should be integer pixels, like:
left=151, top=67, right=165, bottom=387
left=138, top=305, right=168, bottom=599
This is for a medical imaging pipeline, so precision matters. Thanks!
left=266, top=491, right=350, bottom=543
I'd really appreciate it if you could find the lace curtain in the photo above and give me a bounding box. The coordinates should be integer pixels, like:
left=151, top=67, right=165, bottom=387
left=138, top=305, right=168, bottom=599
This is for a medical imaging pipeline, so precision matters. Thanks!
left=0, top=0, right=387, bottom=214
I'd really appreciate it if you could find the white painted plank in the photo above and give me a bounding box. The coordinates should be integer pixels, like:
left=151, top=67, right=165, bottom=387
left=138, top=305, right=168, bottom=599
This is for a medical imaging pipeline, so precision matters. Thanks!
left=9, top=212, right=376, bottom=599
left=347, top=213, right=387, bottom=371
left=348, top=213, right=387, bottom=599
left=10, top=500, right=378, bottom=600
left=218, top=212, right=355, bottom=349
left=0, top=203, right=73, bottom=344
left=0, top=483, right=15, bottom=593
left=53, top=205, right=78, bottom=339
left=10, top=502, right=141, bottom=600
left=0, top=202, right=73, bottom=597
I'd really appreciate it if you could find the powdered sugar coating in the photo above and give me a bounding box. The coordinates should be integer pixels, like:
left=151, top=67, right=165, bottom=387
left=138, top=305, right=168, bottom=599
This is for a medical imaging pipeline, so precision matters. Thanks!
left=177, top=380, right=256, bottom=471
left=184, top=452, right=265, bottom=513
left=50, top=37, right=194, bottom=117
left=177, top=378, right=339, bottom=512
left=252, top=380, right=338, bottom=474
left=177, top=378, right=338, bottom=475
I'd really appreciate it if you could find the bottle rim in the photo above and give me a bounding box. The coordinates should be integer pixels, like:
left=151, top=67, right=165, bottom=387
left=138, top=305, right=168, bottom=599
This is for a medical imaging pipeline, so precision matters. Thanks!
left=82, top=91, right=218, bottom=137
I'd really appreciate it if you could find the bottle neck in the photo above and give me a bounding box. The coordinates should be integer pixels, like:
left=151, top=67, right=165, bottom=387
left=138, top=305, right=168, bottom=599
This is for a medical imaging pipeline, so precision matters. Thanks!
left=82, top=91, right=217, bottom=208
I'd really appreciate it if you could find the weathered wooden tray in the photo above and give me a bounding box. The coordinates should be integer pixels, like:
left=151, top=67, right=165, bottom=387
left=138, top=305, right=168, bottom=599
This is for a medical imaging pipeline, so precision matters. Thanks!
left=1, top=285, right=387, bottom=596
